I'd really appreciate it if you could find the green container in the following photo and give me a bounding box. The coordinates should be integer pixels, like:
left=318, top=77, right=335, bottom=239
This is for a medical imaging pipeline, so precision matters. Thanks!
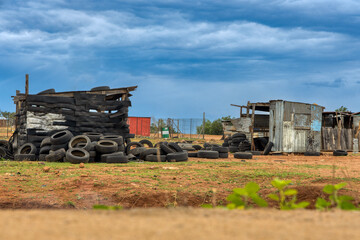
left=162, top=127, right=169, bottom=138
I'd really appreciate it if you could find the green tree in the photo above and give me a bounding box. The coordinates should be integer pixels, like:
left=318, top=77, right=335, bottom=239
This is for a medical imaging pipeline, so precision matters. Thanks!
left=335, top=106, right=349, bottom=112
left=197, top=116, right=233, bottom=135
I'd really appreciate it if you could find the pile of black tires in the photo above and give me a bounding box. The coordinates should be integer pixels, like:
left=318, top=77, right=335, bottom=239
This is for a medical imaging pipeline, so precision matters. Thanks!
left=14, top=130, right=131, bottom=164
left=126, top=140, right=189, bottom=162
left=0, top=140, right=13, bottom=160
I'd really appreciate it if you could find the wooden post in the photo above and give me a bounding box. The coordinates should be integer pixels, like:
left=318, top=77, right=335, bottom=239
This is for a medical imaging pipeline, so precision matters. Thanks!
left=240, top=107, right=243, bottom=118
left=25, top=74, right=29, bottom=97
left=203, top=112, right=205, bottom=139
left=251, top=104, right=256, bottom=151
left=246, top=101, right=250, bottom=117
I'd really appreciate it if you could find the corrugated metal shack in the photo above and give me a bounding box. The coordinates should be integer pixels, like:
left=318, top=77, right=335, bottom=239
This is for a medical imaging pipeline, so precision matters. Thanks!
left=322, top=111, right=360, bottom=151
left=229, top=100, right=324, bottom=153
left=11, top=85, right=137, bottom=151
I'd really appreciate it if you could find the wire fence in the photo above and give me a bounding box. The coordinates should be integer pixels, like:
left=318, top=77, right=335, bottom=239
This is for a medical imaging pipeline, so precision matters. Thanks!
left=151, top=118, right=205, bottom=139
left=0, top=118, right=15, bottom=139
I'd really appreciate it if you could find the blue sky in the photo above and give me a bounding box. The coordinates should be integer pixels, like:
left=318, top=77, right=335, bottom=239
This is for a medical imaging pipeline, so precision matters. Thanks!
left=1, top=0, right=360, bottom=119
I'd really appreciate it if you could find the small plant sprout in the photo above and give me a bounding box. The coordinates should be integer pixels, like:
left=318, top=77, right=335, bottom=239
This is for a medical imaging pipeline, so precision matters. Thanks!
left=93, top=204, right=123, bottom=210
left=268, top=178, right=309, bottom=210
left=316, top=182, right=358, bottom=210
left=226, top=182, right=268, bottom=209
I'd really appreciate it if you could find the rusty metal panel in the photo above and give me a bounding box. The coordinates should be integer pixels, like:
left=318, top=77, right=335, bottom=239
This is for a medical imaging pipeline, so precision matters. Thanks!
left=269, top=100, right=284, bottom=152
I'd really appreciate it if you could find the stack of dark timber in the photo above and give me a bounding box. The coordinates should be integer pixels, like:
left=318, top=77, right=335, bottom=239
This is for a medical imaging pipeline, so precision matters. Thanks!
left=12, top=86, right=137, bottom=152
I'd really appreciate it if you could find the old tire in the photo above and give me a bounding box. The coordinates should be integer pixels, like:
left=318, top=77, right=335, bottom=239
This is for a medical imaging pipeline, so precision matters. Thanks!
left=37, top=88, right=55, bottom=95
left=84, top=132, right=103, bottom=142
left=304, top=152, right=321, bottom=156
left=91, top=86, right=110, bottom=91
left=18, top=143, right=37, bottom=155
left=219, top=152, right=229, bottom=158
left=211, top=146, right=229, bottom=153
left=234, top=152, right=253, bottom=159
left=96, top=140, right=118, bottom=154
left=101, top=152, right=125, bottom=162
left=197, top=150, right=219, bottom=159
left=139, top=148, right=158, bottom=160
left=100, top=135, right=123, bottom=145
left=160, top=143, right=175, bottom=154
left=39, top=145, right=51, bottom=154
left=168, top=142, right=183, bottom=152
left=106, top=155, right=129, bottom=163
left=68, top=135, right=92, bottom=151
left=139, top=139, right=153, bottom=148
left=333, top=150, right=348, bottom=156
left=40, top=137, right=51, bottom=148
left=192, top=145, right=202, bottom=150
left=145, top=154, right=166, bottom=162
left=50, top=130, right=73, bottom=145
left=125, top=142, right=144, bottom=155
left=229, top=146, right=239, bottom=153
left=0, top=147, right=7, bottom=158
left=46, top=149, right=66, bottom=162
left=187, top=152, right=198, bottom=157
left=129, top=147, right=147, bottom=157
left=51, top=142, right=68, bottom=151
left=263, top=142, right=274, bottom=155
left=66, top=148, right=90, bottom=164
left=166, top=152, right=188, bottom=162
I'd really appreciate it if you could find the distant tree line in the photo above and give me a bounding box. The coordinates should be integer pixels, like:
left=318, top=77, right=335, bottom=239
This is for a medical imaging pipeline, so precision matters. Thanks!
left=196, top=116, right=232, bottom=135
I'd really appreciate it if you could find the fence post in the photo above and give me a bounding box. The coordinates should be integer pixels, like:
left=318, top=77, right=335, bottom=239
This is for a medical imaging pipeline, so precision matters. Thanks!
left=203, top=112, right=205, bottom=139
left=190, top=119, right=192, bottom=139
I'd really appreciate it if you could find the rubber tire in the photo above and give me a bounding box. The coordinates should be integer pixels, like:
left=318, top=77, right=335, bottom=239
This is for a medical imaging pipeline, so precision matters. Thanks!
left=66, top=148, right=90, bottom=164
left=0, top=147, right=6, bottom=158
left=14, top=154, right=36, bottom=161
left=50, top=130, right=73, bottom=145
left=232, top=137, right=246, bottom=144
left=232, top=133, right=246, bottom=138
left=250, top=151, right=262, bottom=155
left=229, top=146, right=239, bottom=153
left=166, top=152, right=188, bottom=162
left=139, top=148, right=158, bottom=160
left=219, top=152, right=229, bottom=158
left=192, top=145, right=202, bottom=150
left=333, top=150, right=348, bottom=156
left=84, top=132, right=103, bottom=142
left=168, top=142, right=183, bottom=152
left=100, top=135, right=124, bottom=145
left=51, top=142, right=68, bottom=151
left=40, top=137, right=51, bottom=148
left=139, top=139, right=154, bottom=148
left=197, top=150, right=219, bottom=159
left=106, top=155, right=129, bottom=164
left=37, top=88, right=55, bottom=95
left=0, top=140, right=9, bottom=149
left=234, top=152, right=253, bottom=159
left=187, top=152, right=198, bottom=157
left=96, top=140, right=118, bottom=154
left=46, top=149, right=66, bottom=162
left=263, top=142, right=274, bottom=155
left=101, top=152, right=125, bottom=162
left=91, top=86, right=110, bottom=91
left=129, top=147, right=147, bottom=157
left=222, top=142, right=229, bottom=147
left=68, top=135, right=92, bottom=151
left=125, top=142, right=144, bottom=155
left=211, top=146, right=229, bottom=153
left=145, top=154, right=166, bottom=162
left=19, top=143, right=37, bottom=154
left=304, top=152, right=321, bottom=156
left=39, top=145, right=51, bottom=154
left=160, top=143, right=175, bottom=154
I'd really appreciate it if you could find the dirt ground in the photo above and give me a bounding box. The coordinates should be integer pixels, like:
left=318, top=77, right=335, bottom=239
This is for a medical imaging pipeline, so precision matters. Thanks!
left=0, top=208, right=359, bottom=240
left=1, top=153, right=360, bottom=209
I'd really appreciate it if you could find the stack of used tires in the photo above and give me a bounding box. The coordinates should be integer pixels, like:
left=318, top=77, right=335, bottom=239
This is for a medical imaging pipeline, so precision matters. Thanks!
left=126, top=141, right=188, bottom=162
left=184, top=142, right=229, bottom=159
left=0, top=140, right=13, bottom=160
left=223, top=133, right=249, bottom=153
left=15, top=130, right=129, bottom=164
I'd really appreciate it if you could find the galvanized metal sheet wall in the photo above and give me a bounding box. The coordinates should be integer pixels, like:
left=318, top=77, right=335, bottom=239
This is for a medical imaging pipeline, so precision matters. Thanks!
left=270, top=100, right=323, bottom=153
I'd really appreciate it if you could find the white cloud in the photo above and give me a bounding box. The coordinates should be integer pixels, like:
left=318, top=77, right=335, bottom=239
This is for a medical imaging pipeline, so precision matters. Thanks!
left=0, top=4, right=355, bottom=59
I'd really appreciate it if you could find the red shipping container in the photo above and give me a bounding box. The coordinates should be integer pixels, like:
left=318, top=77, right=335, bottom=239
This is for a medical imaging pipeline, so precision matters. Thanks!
left=127, top=117, right=151, bottom=136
